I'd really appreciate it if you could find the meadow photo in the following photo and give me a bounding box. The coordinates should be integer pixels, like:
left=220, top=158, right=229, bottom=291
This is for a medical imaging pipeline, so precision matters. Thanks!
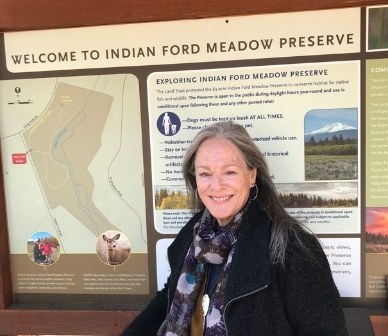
left=154, top=185, right=190, bottom=210
left=276, top=181, right=358, bottom=208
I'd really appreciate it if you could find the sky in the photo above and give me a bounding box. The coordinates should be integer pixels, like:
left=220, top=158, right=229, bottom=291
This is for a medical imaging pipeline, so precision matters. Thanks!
left=304, top=108, right=358, bottom=134
left=29, top=231, right=54, bottom=242
left=366, top=207, right=388, bottom=236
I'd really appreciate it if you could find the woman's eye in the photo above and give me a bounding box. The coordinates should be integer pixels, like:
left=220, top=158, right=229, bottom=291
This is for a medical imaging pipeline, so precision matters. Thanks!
left=198, top=172, right=210, bottom=177
left=225, top=171, right=236, bottom=176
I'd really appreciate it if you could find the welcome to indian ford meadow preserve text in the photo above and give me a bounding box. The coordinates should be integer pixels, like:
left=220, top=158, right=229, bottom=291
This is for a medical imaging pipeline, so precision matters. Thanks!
left=10, top=33, right=354, bottom=65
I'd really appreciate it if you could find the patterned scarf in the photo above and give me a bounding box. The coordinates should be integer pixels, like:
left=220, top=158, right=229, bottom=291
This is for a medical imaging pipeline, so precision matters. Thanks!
left=157, top=204, right=247, bottom=336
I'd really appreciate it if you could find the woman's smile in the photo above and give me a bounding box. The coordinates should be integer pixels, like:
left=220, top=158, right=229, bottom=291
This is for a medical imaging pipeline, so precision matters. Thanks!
left=210, top=195, right=232, bottom=202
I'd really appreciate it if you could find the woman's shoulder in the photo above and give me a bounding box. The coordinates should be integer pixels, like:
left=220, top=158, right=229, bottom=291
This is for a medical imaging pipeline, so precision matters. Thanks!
left=285, top=225, right=329, bottom=268
left=168, top=211, right=203, bottom=250
left=178, top=211, right=202, bottom=234
left=289, top=225, right=321, bottom=248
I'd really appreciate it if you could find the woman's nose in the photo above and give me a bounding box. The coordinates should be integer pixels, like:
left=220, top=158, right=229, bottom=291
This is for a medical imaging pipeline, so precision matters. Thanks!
left=210, top=175, right=223, bottom=189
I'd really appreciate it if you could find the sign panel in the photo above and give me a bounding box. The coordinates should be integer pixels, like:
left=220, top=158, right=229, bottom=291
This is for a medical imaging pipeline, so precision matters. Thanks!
left=0, top=6, right=387, bottom=305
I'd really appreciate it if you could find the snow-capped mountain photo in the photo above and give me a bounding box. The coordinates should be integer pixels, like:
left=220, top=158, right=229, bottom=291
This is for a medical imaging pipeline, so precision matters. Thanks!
left=304, top=122, right=358, bottom=143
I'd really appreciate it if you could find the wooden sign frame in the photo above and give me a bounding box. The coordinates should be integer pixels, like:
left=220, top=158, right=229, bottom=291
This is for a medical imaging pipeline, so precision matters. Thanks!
left=1, top=0, right=388, bottom=334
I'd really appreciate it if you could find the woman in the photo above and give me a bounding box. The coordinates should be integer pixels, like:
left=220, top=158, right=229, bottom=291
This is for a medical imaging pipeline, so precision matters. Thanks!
left=40, top=238, right=56, bottom=264
left=33, top=239, right=45, bottom=263
left=122, top=121, right=347, bottom=335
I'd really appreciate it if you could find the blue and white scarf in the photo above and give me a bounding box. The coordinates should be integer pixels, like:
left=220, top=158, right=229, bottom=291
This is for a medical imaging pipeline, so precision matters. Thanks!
left=157, top=204, right=247, bottom=336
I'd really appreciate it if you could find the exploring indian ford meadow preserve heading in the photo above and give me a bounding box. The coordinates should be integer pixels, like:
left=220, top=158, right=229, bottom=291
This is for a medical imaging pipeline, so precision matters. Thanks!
left=9, top=33, right=355, bottom=65
left=154, top=69, right=330, bottom=85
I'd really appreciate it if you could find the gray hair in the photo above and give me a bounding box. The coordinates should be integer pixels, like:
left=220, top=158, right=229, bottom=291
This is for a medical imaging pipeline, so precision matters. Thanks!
left=182, top=120, right=305, bottom=266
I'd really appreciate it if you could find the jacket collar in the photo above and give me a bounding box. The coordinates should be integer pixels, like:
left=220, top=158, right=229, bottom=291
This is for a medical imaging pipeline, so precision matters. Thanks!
left=225, top=201, right=272, bottom=301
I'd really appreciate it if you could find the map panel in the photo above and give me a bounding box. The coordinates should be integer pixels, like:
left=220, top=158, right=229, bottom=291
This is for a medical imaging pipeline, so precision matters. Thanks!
left=0, top=75, right=147, bottom=254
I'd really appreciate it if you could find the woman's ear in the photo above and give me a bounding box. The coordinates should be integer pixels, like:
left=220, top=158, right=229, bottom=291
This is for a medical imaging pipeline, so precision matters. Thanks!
left=251, top=169, right=257, bottom=185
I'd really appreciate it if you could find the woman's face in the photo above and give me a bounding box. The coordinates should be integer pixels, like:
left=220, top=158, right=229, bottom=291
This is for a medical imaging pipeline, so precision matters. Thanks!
left=194, top=137, right=256, bottom=226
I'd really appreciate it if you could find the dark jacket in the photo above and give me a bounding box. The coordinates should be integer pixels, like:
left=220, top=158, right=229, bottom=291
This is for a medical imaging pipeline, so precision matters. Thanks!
left=123, top=202, right=348, bottom=335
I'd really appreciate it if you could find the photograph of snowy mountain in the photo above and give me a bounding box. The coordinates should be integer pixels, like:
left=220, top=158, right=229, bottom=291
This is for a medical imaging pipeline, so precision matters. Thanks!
left=304, top=121, right=358, bottom=143
left=304, top=108, right=358, bottom=181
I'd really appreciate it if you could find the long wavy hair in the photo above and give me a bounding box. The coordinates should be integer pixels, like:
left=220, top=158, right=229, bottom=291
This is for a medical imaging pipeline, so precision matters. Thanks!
left=182, top=120, right=306, bottom=266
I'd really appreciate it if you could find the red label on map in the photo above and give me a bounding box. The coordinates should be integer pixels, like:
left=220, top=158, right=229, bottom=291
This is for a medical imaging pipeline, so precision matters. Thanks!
left=12, top=153, right=27, bottom=164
